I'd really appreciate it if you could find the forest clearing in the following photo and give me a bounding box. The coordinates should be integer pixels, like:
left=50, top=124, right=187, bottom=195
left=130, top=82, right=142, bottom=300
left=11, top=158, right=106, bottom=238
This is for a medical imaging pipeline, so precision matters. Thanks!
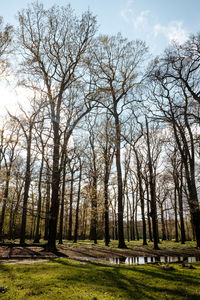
left=1, top=0, right=200, bottom=299
left=0, top=241, right=200, bottom=299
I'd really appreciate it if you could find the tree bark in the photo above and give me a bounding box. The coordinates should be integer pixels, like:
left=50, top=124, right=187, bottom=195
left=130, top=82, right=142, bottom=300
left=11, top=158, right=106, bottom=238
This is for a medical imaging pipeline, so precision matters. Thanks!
left=174, top=188, right=179, bottom=242
left=68, top=168, right=74, bottom=240
left=146, top=181, right=153, bottom=242
left=146, top=117, right=159, bottom=250
left=44, top=168, right=51, bottom=240
left=114, top=111, right=126, bottom=248
left=20, top=133, right=32, bottom=244
left=74, top=160, right=82, bottom=243
left=134, top=149, right=147, bottom=245
left=34, top=157, right=44, bottom=243
left=59, top=156, right=67, bottom=244
left=48, top=121, right=61, bottom=251
left=0, top=170, right=10, bottom=240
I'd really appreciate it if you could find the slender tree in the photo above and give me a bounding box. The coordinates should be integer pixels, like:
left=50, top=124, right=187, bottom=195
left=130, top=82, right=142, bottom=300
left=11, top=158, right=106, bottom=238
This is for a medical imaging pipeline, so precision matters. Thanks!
left=17, top=3, right=97, bottom=251
left=0, top=123, right=19, bottom=240
left=9, top=104, right=39, bottom=244
left=90, top=34, right=147, bottom=248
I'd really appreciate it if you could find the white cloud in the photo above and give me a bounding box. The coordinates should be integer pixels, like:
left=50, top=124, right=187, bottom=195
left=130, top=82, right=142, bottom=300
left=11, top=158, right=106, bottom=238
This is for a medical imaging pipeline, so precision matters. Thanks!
left=121, top=0, right=188, bottom=44
left=0, top=81, right=31, bottom=116
left=120, top=1, right=189, bottom=53
left=154, top=21, right=188, bottom=44
left=134, top=10, right=150, bottom=29
left=120, top=0, right=134, bottom=23
left=120, top=1, right=150, bottom=29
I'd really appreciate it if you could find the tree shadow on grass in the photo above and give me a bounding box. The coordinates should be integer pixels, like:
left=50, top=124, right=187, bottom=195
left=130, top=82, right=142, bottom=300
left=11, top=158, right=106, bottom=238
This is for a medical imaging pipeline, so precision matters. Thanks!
left=0, top=263, right=10, bottom=272
left=53, top=259, right=200, bottom=299
left=53, top=259, right=149, bottom=299
left=1, top=258, right=199, bottom=299
left=130, top=265, right=200, bottom=286
left=0, top=262, right=16, bottom=281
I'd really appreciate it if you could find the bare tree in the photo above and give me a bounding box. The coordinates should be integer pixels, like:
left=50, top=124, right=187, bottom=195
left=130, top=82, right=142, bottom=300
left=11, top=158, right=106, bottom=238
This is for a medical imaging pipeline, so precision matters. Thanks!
left=8, top=104, right=39, bottom=244
left=97, top=113, right=115, bottom=246
left=0, top=121, right=19, bottom=240
left=33, top=108, right=50, bottom=243
left=0, top=17, right=12, bottom=77
left=149, top=37, right=200, bottom=246
left=73, top=154, right=82, bottom=243
left=17, top=3, right=97, bottom=251
left=145, top=117, right=160, bottom=249
left=90, top=34, right=147, bottom=248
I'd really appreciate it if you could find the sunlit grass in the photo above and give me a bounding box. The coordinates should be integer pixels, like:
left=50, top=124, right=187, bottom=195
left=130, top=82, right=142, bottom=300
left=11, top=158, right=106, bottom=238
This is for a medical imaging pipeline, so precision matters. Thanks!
left=60, top=239, right=197, bottom=251
left=2, top=238, right=197, bottom=251
left=0, top=258, right=200, bottom=299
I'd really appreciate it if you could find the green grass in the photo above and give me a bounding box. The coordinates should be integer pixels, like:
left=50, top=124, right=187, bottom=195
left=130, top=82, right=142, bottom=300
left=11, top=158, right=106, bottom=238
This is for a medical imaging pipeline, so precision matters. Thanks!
left=3, top=238, right=197, bottom=251
left=60, top=239, right=198, bottom=252
left=0, top=259, right=200, bottom=299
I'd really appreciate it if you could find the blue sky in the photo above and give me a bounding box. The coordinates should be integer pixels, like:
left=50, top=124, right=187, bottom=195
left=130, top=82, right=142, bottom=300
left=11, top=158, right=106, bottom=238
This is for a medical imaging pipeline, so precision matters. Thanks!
left=1, top=0, right=200, bottom=55
left=0, top=0, right=199, bottom=112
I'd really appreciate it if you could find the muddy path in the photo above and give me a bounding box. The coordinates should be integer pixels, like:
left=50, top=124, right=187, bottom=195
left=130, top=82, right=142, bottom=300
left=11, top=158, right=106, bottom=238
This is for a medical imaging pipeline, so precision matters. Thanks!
left=0, top=244, right=200, bottom=264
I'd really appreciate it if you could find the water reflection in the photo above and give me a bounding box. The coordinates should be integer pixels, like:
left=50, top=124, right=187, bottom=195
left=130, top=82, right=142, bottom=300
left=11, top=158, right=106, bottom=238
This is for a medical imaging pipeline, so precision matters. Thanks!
left=109, top=256, right=200, bottom=265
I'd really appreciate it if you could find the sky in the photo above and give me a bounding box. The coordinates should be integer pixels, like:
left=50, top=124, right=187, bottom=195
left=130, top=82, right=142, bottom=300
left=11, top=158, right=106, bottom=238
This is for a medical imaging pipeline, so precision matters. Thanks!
left=0, top=0, right=200, bottom=113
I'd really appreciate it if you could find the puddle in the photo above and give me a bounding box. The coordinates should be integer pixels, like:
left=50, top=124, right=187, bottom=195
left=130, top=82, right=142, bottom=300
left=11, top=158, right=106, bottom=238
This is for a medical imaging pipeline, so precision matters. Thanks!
left=108, top=256, right=200, bottom=265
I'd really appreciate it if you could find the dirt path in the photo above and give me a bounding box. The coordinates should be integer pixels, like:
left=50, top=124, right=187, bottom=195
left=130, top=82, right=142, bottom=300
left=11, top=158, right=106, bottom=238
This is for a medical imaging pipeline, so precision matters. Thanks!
left=0, top=244, right=200, bottom=264
left=59, top=246, right=200, bottom=259
left=0, top=245, right=200, bottom=264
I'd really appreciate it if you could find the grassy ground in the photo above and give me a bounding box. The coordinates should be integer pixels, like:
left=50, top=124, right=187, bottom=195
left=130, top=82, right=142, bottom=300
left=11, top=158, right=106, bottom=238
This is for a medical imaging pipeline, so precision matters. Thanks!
left=0, top=240, right=200, bottom=299
left=2, top=238, right=198, bottom=253
left=59, top=239, right=198, bottom=251
left=0, top=258, right=200, bottom=299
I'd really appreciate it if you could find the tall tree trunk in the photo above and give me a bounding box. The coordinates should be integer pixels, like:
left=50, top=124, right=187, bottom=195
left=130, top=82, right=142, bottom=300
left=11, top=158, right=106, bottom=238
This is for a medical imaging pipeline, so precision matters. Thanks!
left=114, top=112, right=126, bottom=248
left=164, top=203, right=169, bottom=240
left=68, top=170, right=74, bottom=240
left=64, top=203, right=68, bottom=239
left=81, top=198, right=87, bottom=239
left=59, top=156, right=67, bottom=244
left=135, top=193, right=140, bottom=241
left=172, top=117, right=200, bottom=247
left=0, top=170, right=10, bottom=241
left=89, top=134, right=98, bottom=244
left=9, top=198, right=14, bottom=240
left=187, top=182, right=200, bottom=246
left=48, top=121, right=61, bottom=251
left=128, top=198, right=133, bottom=240
left=112, top=207, right=116, bottom=240
left=90, top=177, right=98, bottom=244
left=10, top=185, right=22, bottom=240
left=131, top=185, right=136, bottom=240
left=178, top=171, right=186, bottom=244
left=174, top=188, right=179, bottom=242
left=126, top=195, right=130, bottom=242
left=34, top=157, right=44, bottom=243
left=173, top=159, right=185, bottom=244
left=160, top=203, right=167, bottom=241
left=146, top=117, right=159, bottom=250
left=74, top=160, right=82, bottom=243
left=146, top=182, right=153, bottom=242
left=134, top=150, right=147, bottom=245
left=44, top=168, right=50, bottom=240
left=83, top=202, right=88, bottom=239
left=104, top=164, right=110, bottom=246
left=20, top=134, right=32, bottom=245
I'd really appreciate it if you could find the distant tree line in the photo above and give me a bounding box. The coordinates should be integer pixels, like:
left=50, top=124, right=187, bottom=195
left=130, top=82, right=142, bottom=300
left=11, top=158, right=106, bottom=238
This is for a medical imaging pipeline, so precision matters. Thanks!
left=0, top=2, right=200, bottom=251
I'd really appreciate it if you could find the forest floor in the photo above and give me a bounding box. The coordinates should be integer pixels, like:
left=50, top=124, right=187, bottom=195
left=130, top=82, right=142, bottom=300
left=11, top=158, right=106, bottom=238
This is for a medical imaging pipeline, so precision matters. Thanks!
left=0, top=241, right=200, bottom=299
left=0, top=256, right=200, bottom=299
left=0, top=240, right=200, bottom=263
